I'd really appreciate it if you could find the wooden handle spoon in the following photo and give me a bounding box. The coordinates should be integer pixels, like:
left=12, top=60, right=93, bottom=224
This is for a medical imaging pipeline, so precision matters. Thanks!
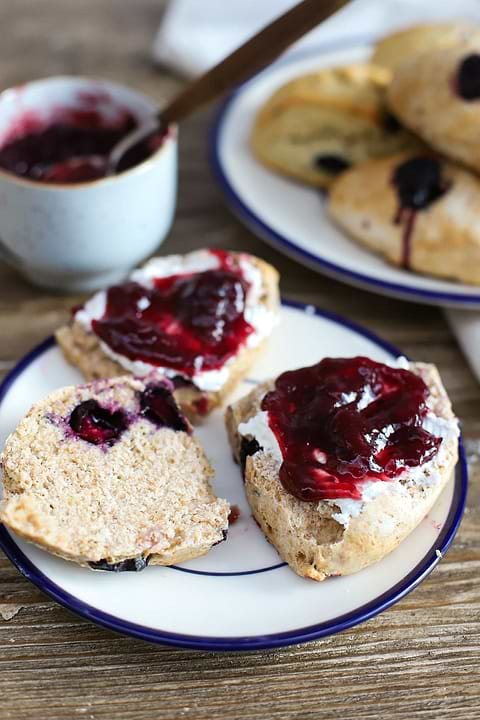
left=108, top=0, right=350, bottom=173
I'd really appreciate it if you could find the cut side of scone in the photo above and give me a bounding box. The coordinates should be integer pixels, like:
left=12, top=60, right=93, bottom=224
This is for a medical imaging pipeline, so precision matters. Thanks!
left=226, top=356, right=459, bottom=581
left=56, top=248, right=279, bottom=421
left=328, top=152, right=480, bottom=285
left=1, top=376, right=230, bottom=570
left=251, top=63, right=423, bottom=189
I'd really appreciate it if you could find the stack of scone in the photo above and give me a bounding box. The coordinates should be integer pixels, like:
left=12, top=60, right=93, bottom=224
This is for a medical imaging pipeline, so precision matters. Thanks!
left=252, top=21, right=480, bottom=285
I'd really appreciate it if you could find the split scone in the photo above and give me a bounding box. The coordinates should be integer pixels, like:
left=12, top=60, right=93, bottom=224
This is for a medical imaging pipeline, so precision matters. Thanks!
left=226, top=356, right=459, bottom=581
left=56, top=249, right=279, bottom=421
left=0, top=376, right=229, bottom=570
left=251, top=63, right=422, bottom=189
left=388, top=46, right=480, bottom=174
left=371, top=22, right=480, bottom=74
left=328, top=152, right=480, bottom=285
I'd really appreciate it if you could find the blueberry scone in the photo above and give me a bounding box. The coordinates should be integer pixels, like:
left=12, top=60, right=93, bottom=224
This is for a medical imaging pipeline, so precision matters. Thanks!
left=328, top=152, right=480, bottom=285
left=226, top=356, right=458, bottom=581
left=372, top=22, right=480, bottom=74
left=251, top=63, right=422, bottom=188
left=56, top=249, right=279, bottom=421
left=388, top=46, right=480, bottom=174
left=0, top=376, right=230, bottom=570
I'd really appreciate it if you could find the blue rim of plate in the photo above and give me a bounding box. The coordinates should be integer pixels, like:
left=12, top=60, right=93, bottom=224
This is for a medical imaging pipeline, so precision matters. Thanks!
left=209, top=35, right=480, bottom=307
left=0, top=300, right=468, bottom=651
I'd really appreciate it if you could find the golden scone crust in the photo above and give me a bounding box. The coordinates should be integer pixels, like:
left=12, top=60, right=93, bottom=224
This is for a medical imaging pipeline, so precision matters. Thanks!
left=56, top=253, right=279, bottom=422
left=372, top=22, right=480, bottom=73
left=251, top=63, right=422, bottom=188
left=328, top=152, right=480, bottom=285
left=1, top=376, right=230, bottom=568
left=226, top=363, right=458, bottom=581
left=388, top=45, right=480, bottom=173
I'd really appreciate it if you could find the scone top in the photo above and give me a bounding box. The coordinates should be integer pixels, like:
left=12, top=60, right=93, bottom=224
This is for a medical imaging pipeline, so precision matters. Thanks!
left=242, top=357, right=446, bottom=503
left=74, top=249, right=278, bottom=394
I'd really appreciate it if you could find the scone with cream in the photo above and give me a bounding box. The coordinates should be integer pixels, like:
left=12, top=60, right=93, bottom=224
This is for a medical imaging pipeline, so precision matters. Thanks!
left=226, top=356, right=458, bottom=581
left=1, top=376, right=230, bottom=570
left=388, top=45, right=480, bottom=174
left=328, top=152, right=480, bottom=285
left=56, top=249, right=279, bottom=420
left=251, top=63, right=422, bottom=189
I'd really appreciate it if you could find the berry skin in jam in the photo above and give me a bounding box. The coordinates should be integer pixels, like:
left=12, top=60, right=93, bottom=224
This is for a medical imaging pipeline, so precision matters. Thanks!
left=69, top=400, right=129, bottom=446
left=261, top=357, right=441, bottom=503
left=90, top=254, right=255, bottom=377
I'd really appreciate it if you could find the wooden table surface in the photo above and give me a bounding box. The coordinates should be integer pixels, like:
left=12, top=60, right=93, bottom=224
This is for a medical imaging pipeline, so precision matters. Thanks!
left=0, top=2, right=479, bottom=719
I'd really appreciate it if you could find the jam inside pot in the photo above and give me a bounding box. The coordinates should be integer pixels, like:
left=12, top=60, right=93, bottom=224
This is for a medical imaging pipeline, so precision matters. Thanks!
left=261, top=356, right=441, bottom=503
left=0, top=105, right=164, bottom=183
left=90, top=253, right=255, bottom=377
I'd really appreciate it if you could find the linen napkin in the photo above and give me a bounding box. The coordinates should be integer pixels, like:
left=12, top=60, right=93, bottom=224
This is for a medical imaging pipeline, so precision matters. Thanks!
left=153, top=0, right=480, bottom=381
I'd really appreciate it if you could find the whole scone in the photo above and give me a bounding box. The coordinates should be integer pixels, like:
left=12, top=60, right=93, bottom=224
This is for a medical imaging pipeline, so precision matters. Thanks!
left=226, top=357, right=458, bottom=581
left=388, top=45, right=480, bottom=173
left=251, top=63, right=422, bottom=188
left=372, top=22, right=480, bottom=73
left=56, top=249, right=279, bottom=421
left=328, top=152, right=480, bottom=285
left=1, top=376, right=230, bottom=570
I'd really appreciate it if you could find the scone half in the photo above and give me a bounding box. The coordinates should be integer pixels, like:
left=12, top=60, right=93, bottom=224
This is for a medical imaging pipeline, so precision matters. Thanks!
left=56, top=249, right=279, bottom=421
left=226, top=358, right=459, bottom=581
left=1, top=376, right=229, bottom=570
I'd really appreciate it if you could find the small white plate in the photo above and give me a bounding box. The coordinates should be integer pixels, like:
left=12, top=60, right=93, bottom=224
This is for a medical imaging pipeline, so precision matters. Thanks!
left=0, top=302, right=467, bottom=650
left=211, top=37, right=480, bottom=309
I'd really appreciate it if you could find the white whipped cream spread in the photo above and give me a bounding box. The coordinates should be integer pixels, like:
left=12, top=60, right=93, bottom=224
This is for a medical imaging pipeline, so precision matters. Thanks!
left=238, top=357, right=459, bottom=528
left=75, top=249, right=278, bottom=392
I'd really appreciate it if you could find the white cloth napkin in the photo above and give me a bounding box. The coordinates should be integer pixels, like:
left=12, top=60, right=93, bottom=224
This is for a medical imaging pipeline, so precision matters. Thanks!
left=153, top=0, right=480, bottom=381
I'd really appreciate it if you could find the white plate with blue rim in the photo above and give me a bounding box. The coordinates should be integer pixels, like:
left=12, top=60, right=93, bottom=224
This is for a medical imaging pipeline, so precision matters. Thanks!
left=210, top=36, right=480, bottom=310
left=0, top=301, right=467, bottom=650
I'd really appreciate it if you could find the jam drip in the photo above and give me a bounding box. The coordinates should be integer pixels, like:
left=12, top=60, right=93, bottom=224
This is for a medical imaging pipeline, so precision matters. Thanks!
left=140, top=384, right=190, bottom=433
left=69, top=400, right=129, bottom=446
left=91, top=264, right=254, bottom=377
left=456, top=54, right=480, bottom=100
left=391, top=157, right=449, bottom=268
left=262, top=357, right=441, bottom=503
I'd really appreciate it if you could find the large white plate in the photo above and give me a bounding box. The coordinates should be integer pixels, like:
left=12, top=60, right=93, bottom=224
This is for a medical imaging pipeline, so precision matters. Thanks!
left=211, top=37, right=480, bottom=309
left=0, top=302, right=467, bottom=650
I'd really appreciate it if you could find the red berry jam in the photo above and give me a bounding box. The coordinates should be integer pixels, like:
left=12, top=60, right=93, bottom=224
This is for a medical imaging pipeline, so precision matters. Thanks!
left=261, top=357, right=441, bottom=503
left=456, top=54, right=480, bottom=100
left=391, top=156, right=449, bottom=268
left=0, top=107, right=163, bottom=183
left=69, top=399, right=129, bottom=445
left=90, top=254, right=255, bottom=378
left=140, top=384, right=190, bottom=433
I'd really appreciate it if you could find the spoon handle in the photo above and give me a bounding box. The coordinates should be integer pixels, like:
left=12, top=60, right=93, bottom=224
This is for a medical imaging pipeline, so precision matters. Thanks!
left=160, top=0, right=350, bottom=126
